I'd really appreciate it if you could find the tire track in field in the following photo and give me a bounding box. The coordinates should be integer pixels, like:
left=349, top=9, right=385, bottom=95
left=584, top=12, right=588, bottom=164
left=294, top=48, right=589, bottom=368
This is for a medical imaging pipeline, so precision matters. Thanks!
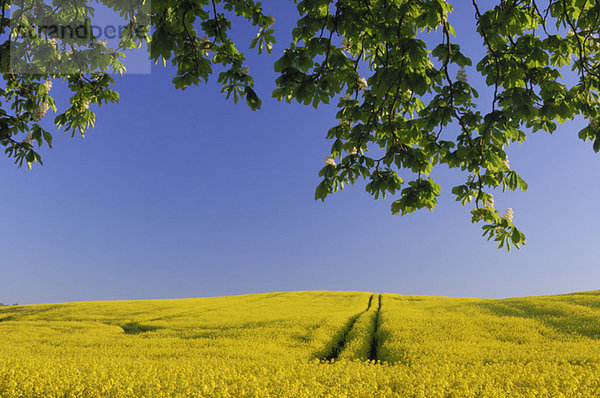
left=316, top=294, right=375, bottom=362
left=368, top=294, right=382, bottom=361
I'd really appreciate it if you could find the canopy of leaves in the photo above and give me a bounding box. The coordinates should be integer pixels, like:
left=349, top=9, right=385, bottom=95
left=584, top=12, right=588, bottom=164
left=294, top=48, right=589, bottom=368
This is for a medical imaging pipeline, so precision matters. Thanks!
left=1, top=0, right=599, bottom=250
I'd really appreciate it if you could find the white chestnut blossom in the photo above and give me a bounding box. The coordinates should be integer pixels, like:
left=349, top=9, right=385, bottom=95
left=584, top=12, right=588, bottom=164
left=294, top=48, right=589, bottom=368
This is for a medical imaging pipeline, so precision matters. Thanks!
left=347, top=147, right=358, bottom=155
left=503, top=158, right=510, bottom=169
left=197, top=37, right=211, bottom=49
left=504, top=208, right=514, bottom=222
left=43, top=79, right=52, bottom=92
left=32, top=102, right=49, bottom=121
left=484, top=197, right=494, bottom=209
left=23, top=132, right=34, bottom=146
left=325, top=156, right=336, bottom=167
left=357, top=77, right=368, bottom=91
left=341, top=38, right=352, bottom=52
left=77, top=101, right=90, bottom=113
left=266, top=15, right=275, bottom=28
left=456, top=67, right=468, bottom=83
left=241, top=66, right=250, bottom=76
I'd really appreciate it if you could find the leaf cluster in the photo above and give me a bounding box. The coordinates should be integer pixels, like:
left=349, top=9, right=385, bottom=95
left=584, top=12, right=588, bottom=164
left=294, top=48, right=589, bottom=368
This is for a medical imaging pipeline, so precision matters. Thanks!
left=2, top=0, right=600, bottom=249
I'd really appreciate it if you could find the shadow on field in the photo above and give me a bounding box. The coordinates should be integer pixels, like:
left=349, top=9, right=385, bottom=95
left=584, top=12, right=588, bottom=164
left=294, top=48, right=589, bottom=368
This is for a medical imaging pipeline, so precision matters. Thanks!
left=119, top=322, right=163, bottom=335
left=478, top=300, right=600, bottom=340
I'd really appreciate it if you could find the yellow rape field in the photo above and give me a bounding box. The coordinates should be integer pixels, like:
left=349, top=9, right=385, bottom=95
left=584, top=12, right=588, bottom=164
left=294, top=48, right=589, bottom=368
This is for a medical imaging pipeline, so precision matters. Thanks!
left=1, top=290, right=600, bottom=397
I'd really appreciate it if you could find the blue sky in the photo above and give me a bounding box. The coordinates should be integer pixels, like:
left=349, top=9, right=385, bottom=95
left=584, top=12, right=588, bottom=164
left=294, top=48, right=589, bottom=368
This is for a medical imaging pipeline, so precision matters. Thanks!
left=1, top=2, right=599, bottom=305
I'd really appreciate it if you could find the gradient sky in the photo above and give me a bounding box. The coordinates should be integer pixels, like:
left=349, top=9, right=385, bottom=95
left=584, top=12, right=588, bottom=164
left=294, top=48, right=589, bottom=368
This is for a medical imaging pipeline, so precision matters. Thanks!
left=1, top=1, right=599, bottom=305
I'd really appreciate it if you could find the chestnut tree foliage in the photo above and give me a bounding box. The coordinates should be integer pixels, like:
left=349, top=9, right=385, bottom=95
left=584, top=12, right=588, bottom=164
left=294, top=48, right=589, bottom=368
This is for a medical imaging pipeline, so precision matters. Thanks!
left=2, top=0, right=600, bottom=250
